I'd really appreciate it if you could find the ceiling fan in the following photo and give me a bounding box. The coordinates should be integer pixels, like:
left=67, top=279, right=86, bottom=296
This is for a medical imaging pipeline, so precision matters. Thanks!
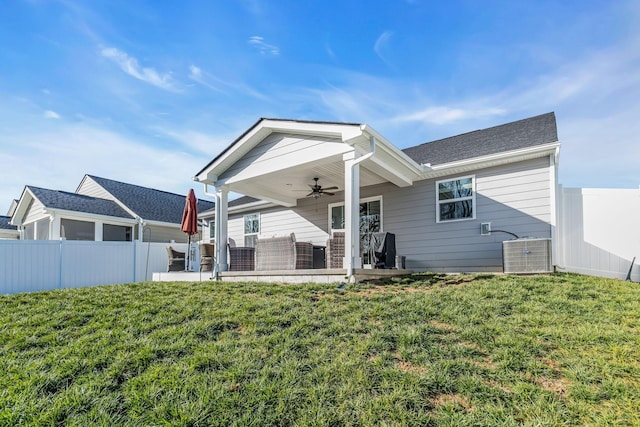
left=306, top=177, right=338, bottom=199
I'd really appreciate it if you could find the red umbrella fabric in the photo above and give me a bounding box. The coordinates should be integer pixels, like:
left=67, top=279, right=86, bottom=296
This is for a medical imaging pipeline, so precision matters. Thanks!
left=181, top=189, right=199, bottom=270
left=181, top=189, right=199, bottom=235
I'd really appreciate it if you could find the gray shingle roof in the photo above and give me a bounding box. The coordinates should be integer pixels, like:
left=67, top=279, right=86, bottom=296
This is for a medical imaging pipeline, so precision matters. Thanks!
left=0, top=215, right=17, bottom=230
left=88, top=176, right=215, bottom=224
left=402, top=112, right=558, bottom=166
left=28, top=186, right=133, bottom=219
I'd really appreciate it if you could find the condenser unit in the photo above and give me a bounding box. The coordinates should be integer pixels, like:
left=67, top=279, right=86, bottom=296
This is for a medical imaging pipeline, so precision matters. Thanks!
left=502, top=238, right=553, bottom=274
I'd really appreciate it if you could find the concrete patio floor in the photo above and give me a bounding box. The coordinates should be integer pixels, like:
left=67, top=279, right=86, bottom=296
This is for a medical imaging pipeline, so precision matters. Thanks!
left=152, top=268, right=413, bottom=284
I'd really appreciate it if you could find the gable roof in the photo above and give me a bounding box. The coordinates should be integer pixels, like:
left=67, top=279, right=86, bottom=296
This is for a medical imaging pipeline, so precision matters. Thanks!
left=195, top=118, right=362, bottom=178
left=87, top=175, right=214, bottom=224
left=0, top=215, right=17, bottom=230
left=27, top=186, right=133, bottom=219
left=402, top=112, right=558, bottom=166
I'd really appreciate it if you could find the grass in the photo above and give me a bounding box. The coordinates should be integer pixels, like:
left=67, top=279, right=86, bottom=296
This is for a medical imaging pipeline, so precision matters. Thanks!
left=1, top=273, right=639, bottom=426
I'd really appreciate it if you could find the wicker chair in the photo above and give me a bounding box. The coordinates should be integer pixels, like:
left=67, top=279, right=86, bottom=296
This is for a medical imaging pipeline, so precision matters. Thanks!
left=254, top=233, right=313, bottom=271
left=166, top=246, right=186, bottom=272
left=228, top=238, right=255, bottom=271
left=199, top=243, right=215, bottom=272
left=326, top=231, right=345, bottom=269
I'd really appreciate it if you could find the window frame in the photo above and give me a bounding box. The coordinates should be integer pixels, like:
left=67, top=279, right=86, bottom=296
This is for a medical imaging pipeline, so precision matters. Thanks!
left=328, top=195, right=383, bottom=233
left=436, top=175, right=476, bottom=223
left=243, top=212, right=260, bottom=247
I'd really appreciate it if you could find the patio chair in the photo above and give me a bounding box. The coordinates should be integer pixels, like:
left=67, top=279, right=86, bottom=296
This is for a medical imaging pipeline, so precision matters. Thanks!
left=166, top=246, right=186, bottom=272
left=369, top=232, right=396, bottom=269
left=254, top=233, right=313, bottom=271
left=228, top=238, right=255, bottom=271
left=199, top=242, right=215, bottom=272
left=326, top=231, right=345, bottom=269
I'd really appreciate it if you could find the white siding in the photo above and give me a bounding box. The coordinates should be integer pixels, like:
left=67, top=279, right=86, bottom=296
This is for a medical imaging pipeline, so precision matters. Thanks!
left=24, top=198, right=47, bottom=224
left=384, top=157, right=552, bottom=272
left=228, top=195, right=330, bottom=246
left=76, top=177, right=114, bottom=200
left=220, top=133, right=349, bottom=183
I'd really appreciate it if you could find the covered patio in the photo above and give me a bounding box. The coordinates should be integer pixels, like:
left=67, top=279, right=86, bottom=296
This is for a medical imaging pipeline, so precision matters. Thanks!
left=193, top=119, right=424, bottom=282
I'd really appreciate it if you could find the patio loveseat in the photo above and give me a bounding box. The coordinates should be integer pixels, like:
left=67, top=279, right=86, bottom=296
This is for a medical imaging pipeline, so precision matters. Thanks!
left=254, top=233, right=313, bottom=270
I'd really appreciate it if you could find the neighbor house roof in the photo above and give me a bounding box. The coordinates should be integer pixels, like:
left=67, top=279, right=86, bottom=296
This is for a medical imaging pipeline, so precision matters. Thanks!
left=87, top=175, right=214, bottom=224
left=27, top=186, right=134, bottom=219
left=402, top=112, right=558, bottom=166
left=0, top=215, right=17, bottom=230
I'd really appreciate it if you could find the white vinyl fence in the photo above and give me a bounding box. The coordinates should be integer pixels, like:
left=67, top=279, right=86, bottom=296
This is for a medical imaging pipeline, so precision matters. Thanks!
left=0, top=240, right=198, bottom=294
left=557, top=187, right=640, bottom=281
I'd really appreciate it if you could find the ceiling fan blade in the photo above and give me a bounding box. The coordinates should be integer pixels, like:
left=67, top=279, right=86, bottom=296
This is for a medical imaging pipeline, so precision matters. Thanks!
left=322, top=186, right=339, bottom=191
left=323, top=191, right=335, bottom=196
left=306, top=191, right=315, bottom=197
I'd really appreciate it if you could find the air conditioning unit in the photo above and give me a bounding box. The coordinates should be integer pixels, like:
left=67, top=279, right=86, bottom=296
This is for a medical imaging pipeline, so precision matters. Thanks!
left=502, top=238, right=552, bottom=274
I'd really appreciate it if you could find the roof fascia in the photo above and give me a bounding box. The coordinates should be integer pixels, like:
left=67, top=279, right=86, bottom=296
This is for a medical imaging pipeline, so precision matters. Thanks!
left=10, top=187, right=37, bottom=226
left=421, top=142, right=561, bottom=178
left=360, top=125, right=425, bottom=176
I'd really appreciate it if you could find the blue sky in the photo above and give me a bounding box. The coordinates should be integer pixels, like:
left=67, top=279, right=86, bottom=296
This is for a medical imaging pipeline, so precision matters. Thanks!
left=2, top=0, right=639, bottom=208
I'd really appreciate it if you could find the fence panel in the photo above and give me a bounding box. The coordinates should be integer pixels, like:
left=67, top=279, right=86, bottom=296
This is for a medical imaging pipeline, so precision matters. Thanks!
left=558, top=187, right=640, bottom=281
left=0, top=241, right=196, bottom=294
left=61, top=241, right=136, bottom=288
left=0, top=241, right=62, bottom=294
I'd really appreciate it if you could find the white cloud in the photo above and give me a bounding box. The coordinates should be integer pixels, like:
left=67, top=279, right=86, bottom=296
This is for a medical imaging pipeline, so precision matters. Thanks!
left=188, top=65, right=202, bottom=79
left=188, top=63, right=267, bottom=100
left=100, top=47, right=179, bottom=92
left=248, top=36, right=280, bottom=55
left=374, top=30, right=394, bottom=65
left=393, top=106, right=506, bottom=125
left=43, top=110, right=61, bottom=119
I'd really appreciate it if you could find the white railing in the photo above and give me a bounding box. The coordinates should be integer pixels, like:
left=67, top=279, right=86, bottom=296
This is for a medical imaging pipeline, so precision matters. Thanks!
left=0, top=240, right=199, bottom=294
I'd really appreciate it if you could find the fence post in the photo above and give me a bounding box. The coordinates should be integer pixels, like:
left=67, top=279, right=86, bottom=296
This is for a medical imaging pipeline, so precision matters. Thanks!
left=58, top=240, right=63, bottom=289
left=133, top=241, right=137, bottom=283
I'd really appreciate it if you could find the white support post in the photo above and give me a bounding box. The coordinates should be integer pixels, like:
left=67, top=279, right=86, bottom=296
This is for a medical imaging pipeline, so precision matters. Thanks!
left=50, top=214, right=61, bottom=240
left=95, top=221, right=103, bottom=241
left=214, top=185, right=229, bottom=277
left=343, top=151, right=362, bottom=281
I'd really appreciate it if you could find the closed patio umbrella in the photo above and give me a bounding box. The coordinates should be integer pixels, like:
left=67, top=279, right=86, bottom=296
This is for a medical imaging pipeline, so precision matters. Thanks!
left=181, top=189, right=199, bottom=271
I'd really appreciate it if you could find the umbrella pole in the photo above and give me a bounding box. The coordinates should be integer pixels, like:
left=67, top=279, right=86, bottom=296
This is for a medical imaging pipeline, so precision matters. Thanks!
left=187, top=235, right=191, bottom=271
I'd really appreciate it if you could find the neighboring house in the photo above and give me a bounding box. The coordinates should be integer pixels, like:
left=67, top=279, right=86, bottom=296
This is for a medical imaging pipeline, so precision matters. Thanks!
left=195, top=113, right=560, bottom=279
left=0, top=216, right=19, bottom=239
left=10, top=175, right=214, bottom=242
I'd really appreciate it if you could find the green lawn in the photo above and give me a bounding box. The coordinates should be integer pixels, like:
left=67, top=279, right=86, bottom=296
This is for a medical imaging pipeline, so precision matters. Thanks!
left=1, top=273, right=639, bottom=426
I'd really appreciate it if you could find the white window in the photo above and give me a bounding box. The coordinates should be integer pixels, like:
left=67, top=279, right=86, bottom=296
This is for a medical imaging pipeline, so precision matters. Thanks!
left=243, top=213, right=260, bottom=247
left=436, top=175, right=475, bottom=222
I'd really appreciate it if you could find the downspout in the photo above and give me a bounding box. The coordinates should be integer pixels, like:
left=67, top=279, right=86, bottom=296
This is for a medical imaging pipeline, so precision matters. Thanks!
left=203, top=182, right=224, bottom=280
left=345, top=134, right=376, bottom=281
